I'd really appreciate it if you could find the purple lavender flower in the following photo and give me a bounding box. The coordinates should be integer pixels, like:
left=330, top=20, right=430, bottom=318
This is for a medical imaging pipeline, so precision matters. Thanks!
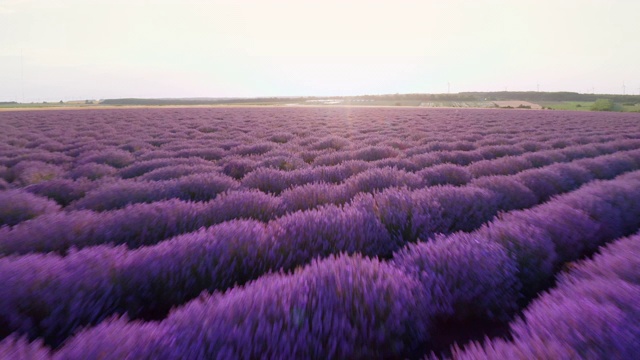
left=0, top=336, right=50, bottom=360
left=0, top=190, right=60, bottom=226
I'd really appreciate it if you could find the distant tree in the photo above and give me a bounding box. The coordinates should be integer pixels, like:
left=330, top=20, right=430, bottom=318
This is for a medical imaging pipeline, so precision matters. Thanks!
left=591, top=99, right=614, bottom=111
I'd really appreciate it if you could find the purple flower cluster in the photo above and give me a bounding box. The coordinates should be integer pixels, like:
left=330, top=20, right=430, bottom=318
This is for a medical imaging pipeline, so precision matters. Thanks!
left=24, top=178, right=100, bottom=207
left=119, top=157, right=214, bottom=179
left=69, top=173, right=238, bottom=211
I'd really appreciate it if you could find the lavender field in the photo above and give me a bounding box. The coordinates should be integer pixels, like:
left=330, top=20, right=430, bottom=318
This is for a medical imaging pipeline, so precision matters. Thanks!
left=1, top=107, right=640, bottom=359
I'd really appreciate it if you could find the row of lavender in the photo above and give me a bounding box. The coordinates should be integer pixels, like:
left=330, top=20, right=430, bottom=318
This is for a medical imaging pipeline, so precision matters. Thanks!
left=4, top=169, right=640, bottom=359
left=1, top=145, right=639, bottom=349
left=3, top=139, right=640, bottom=227
left=450, top=233, right=640, bottom=359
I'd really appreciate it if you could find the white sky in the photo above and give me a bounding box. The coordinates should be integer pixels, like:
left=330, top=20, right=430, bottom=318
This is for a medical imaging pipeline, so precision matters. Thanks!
left=0, top=0, right=639, bottom=101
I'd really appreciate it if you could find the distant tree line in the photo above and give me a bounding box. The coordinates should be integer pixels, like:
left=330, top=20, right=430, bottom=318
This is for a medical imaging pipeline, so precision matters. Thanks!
left=100, top=98, right=304, bottom=106
left=99, top=92, right=640, bottom=107
left=343, top=92, right=640, bottom=103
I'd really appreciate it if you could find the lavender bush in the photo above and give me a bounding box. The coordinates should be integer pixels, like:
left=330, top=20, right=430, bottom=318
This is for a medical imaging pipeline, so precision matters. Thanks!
left=163, top=255, right=431, bottom=359
left=453, top=234, right=640, bottom=359
left=0, top=190, right=60, bottom=226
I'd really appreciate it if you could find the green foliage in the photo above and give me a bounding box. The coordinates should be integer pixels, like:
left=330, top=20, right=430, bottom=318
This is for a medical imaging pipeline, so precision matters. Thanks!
left=591, top=99, right=614, bottom=111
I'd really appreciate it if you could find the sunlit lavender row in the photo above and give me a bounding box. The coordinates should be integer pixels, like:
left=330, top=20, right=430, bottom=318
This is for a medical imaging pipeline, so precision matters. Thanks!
left=1, top=107, right=640, bottom=359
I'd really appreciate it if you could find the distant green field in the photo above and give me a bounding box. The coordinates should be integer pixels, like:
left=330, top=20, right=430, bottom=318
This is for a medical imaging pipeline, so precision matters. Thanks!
left=539, top=101, right=593, bottom=111
left=417, top=101, right=496, bottom=108
left=540, top=101, right=640, bottom=112
left=621, top=104, right=640, bottom=112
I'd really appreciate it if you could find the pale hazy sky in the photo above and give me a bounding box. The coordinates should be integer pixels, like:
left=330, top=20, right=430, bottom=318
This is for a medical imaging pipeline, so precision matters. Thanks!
left=1, top=0, right=639, bottom=101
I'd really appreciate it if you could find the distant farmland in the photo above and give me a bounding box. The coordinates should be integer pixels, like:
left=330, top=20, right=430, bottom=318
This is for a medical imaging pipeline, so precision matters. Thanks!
left=3, top=91, right=639, bottom=112
left=1, top=107, right=640, bottom=358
